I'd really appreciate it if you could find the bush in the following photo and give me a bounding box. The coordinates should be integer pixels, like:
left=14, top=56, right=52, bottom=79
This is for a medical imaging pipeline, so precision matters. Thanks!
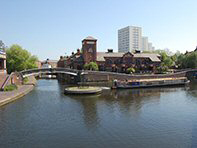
left=84, top=64, right=89, bottom=70
left=4, top=84, right=18, bottom=91
left=83, top=62, right=98, bottom=71
left=23, top=77, right=29, bottom=84
left=156, top=65, right=168, bottom=74
left=126, top=67, right=135, bottom=74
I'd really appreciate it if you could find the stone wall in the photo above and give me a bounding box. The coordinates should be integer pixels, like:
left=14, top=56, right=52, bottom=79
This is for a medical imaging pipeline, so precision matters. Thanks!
left=82, top=71, right=187, bottom=82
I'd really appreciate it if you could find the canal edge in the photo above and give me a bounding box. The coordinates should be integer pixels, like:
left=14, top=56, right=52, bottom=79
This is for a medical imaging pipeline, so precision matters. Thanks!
left=0, top=76, right=37, bottom=107
left=0, top=84, right=35, bottom=107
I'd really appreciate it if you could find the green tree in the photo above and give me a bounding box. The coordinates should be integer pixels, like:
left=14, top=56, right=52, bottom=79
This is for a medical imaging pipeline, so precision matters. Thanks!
left=84, top=63, right=89, bottom=70
left=157, top=64, right=168, bottom=73
left=83, top=62, right=98, bottom=71
left=176, top=53, right=186, bottom=68
left=6, top=44, right=38, bottom=73
left=160, top=51, right=173, bottom=68
left=184, top=52, right=197, bottom=68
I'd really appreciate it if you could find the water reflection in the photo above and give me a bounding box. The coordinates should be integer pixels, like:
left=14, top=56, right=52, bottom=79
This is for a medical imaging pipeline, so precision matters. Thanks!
left=69, top=86, right=187, bottom=129
left=1, top=80, right=197, bottom=148
left=69, top=95, right=100, bottom=129
left=186, top=82, right=197, bottom=100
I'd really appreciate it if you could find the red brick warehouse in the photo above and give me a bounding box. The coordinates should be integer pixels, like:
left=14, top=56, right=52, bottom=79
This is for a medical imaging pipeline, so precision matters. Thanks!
left=58, top=36, right=161, bottom=73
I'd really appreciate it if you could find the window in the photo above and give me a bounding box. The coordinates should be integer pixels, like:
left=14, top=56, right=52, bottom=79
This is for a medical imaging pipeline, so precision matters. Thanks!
left=88, top=48, right=93, bottom=53
left=106, top=59, right=112, bottom=64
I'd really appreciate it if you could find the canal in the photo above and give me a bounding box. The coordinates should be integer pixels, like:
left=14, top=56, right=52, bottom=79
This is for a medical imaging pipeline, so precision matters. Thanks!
left=0, top=79, right=197, bottom=148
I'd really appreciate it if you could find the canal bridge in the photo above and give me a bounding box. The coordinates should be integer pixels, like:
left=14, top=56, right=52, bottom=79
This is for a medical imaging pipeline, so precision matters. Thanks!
left=1, top=67, right=197, bottom=91
left=20, top=68, right=80, bottom=78
left=2, top=67, right=197, bottom=91
left=19, top=67, right=197, bottom=85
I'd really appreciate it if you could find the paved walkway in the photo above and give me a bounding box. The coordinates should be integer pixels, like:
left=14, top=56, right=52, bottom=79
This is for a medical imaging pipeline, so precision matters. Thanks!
left=0, top=76, right=36, bottom=107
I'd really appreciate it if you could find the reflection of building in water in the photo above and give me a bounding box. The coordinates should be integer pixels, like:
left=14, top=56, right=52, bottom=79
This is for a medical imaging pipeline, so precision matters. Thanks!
left=100, top=87, right=183, bottom=115
left=99, top=89, right=160, bottom=115
left=70, top=96, right=99, bottom=129
left=69, top=87, right=184, bottom=129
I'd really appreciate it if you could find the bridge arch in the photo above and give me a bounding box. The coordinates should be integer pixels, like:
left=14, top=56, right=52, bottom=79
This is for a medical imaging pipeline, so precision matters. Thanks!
left=20, top=68, right=79, bottom=78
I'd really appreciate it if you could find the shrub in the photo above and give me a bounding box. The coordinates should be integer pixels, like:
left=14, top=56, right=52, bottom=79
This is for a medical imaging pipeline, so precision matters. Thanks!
left=4, top=84, right=18, bottom=91
left=23, top=77, right=29, bottom=84
left=156, top=65, right=168, bottom=74
left=126, top=67, right=135, bottom=74
left=83, top=62, right=98, bottom=71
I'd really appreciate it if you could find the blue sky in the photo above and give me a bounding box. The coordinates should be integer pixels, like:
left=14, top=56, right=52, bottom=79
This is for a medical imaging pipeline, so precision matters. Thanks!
left=1, top=0, right=197, bottom=60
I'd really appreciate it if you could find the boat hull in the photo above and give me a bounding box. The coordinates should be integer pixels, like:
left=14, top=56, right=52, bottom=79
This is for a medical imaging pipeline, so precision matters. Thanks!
left=115, top=80, right=190, bottom=89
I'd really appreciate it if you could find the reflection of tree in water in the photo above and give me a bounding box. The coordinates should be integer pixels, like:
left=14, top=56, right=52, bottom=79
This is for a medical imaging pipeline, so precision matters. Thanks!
left=185, top=82, right=197, bottom=101
left=186, top=83, right=197, bottom=147
left=69, top=95, right=100, bottom=130
left=69, top=86, right=185, bottom=129
left=100, top=87, right=184, bottom=115
left=99, top=89, right=160, bottom=116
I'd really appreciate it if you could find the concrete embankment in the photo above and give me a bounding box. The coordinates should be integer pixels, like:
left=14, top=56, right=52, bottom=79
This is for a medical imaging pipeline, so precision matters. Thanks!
left=0, top=76, right=36, bottom=107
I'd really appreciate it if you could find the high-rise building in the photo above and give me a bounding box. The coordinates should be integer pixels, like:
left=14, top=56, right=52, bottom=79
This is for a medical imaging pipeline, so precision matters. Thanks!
left=118, top=26, right=142, bottom=52
left=148, top=43, right=153, bottom=51
left=141, top=36, right=149, bottom=51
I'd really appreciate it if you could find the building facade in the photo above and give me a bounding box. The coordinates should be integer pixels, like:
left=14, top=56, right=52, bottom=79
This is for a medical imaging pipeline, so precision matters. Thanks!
left=118, top=26, right=142, bottom=52
left=118, top=25, right=157, bottom=52
left=141, top=36, right=149, bottom=51
left=0, top=49, right=6, bottom=74
left=41, top=59, right=58, bottom=68
left=148, top=42, right=153, bottom=51
left=58, top=36, right=161, bottom=73
left=0, top=49, right=7, bottom=89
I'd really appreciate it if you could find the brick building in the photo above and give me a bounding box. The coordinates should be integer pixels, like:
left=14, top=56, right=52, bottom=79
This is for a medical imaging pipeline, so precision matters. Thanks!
left=0, top=50, right=6, bottom=74
left=58, top=36, right=161, bottom=73
left=0, top=49, right=7, bottom=89
left=41, top=59, right=58, bottom=68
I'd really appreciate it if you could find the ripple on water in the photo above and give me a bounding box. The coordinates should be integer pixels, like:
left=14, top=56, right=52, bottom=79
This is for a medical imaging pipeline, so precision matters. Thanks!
left=0, top=80, right=197, bottom=148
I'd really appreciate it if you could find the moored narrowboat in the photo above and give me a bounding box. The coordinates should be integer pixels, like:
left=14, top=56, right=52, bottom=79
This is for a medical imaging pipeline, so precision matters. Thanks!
left=113, top=77, right=190, bottom=89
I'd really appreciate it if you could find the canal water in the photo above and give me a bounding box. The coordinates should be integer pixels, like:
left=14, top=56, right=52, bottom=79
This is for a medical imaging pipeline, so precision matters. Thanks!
left=1, top=80, right=197, bottom=148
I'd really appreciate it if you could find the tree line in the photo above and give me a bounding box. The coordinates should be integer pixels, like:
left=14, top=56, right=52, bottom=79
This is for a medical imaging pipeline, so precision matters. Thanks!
left=143, top=49, right=197, bottom=73
left=1, top=40, right=38, bottom=74
left=1, top=40, right=197, bottom=74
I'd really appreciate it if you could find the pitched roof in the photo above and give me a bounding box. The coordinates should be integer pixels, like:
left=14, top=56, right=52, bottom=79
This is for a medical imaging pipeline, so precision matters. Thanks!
left=133, top=53, right=161, bottom=62
left=96, top=52, right=161, bottom=62
left=97, top=52, right=124, bottom=61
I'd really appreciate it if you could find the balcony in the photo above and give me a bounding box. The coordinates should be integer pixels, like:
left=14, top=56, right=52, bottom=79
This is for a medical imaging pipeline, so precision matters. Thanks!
left=0, top=49, right=6, bottom=54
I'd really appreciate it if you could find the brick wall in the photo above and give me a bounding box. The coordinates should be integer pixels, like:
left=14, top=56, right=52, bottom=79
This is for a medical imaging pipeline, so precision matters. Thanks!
left=83, top=71, right=186, bottom=82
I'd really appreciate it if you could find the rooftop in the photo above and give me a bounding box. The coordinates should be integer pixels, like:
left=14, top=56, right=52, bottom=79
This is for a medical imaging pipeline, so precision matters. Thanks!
left=97, top=52, right=160, bottom=62
left=82, top=36, right=97, bottom=41
left=97, top=52, right=124, bottom=61
left=133, top=53, right=161, bottom=62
